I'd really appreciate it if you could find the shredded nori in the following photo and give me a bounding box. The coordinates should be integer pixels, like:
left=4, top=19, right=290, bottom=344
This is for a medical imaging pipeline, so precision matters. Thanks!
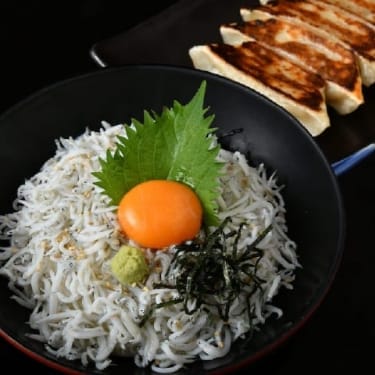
left=139, top=218, right=272, bottom=326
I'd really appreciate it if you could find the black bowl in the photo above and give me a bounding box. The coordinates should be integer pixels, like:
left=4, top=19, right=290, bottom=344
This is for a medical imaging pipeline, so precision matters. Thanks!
left=0, top=65, right=344, bottom=374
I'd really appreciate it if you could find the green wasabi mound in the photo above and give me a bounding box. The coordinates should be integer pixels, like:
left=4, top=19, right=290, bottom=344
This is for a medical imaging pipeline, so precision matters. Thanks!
left=110, top=245, right=149, bottom=285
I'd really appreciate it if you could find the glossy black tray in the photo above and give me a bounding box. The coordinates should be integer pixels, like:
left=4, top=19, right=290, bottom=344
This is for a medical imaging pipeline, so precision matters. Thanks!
left=90, top=0, right=375, bottom=163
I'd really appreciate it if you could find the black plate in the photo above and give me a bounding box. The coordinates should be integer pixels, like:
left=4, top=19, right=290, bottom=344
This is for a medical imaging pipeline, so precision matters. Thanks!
left=0, top=65, right=344, bottom=374
left=90, top=0, right=375, bottom=162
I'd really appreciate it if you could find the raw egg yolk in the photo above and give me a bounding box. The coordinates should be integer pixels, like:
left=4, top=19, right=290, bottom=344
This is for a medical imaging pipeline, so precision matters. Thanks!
left=117, top=180, right=203, bottom=249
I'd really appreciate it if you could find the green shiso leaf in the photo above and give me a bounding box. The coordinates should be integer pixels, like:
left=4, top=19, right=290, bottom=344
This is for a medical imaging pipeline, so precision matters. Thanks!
left=93, top=81, right=224, bottom=226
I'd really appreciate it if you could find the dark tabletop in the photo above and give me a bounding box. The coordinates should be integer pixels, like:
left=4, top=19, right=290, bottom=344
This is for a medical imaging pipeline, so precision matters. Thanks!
left=0, top=0, right=374, bottom=374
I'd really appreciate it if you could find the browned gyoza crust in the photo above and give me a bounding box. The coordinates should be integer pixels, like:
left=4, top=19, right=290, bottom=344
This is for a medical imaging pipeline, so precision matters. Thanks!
left=220, top=16, right=364, bottom=114
left=318, top=0, right=375, bottom=24
left=242, top=0, right=375, bottom=86
left=189, top=41, right=329, bottom=136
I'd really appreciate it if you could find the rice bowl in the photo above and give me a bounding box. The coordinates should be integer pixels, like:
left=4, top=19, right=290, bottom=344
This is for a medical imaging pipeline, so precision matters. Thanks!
left=0, top=120, right=299, bottom=372
left=0, top=65, right=344, bottom=375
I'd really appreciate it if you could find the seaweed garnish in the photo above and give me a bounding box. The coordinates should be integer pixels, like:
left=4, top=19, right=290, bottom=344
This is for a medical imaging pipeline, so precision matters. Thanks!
left=140, top=218, right=272, bottom=326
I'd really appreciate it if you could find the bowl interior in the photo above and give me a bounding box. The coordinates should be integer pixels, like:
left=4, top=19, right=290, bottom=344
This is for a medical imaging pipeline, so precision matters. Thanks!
left=0, top=65, right=344, bottom=374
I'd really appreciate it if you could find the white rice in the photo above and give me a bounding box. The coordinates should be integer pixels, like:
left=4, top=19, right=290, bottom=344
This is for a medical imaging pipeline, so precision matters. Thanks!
left=0, top=122, right=300, bottom=372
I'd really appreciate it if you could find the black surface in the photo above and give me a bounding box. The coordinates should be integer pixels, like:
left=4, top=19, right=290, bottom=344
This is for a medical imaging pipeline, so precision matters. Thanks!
left=91, top=0, right=375, bottom=161
left=0, top=0, right=374, bottom=374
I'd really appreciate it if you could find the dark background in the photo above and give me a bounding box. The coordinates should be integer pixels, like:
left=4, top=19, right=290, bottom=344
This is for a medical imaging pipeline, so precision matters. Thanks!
left=0, top=1, right=177, bottom=115
left=0, top=1, right=374, bottom=374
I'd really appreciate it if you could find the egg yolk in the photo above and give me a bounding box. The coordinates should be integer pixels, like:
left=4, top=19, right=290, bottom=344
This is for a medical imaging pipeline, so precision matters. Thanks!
left=117, top=180, right=203, bottom=249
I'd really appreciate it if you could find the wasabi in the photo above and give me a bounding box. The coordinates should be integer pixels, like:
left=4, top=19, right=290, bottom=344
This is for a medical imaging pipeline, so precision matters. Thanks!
left=110, top=245, right=149, bottom=285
